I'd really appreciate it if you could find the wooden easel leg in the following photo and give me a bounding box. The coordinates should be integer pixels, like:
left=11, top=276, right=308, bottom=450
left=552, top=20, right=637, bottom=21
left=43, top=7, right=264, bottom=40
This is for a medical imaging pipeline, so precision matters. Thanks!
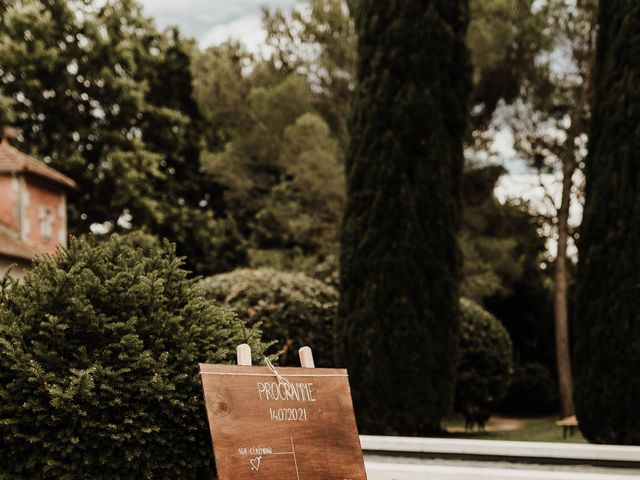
left=237, top=344, right=252, bottom=366
left=299, top=346, right=315, bottom=368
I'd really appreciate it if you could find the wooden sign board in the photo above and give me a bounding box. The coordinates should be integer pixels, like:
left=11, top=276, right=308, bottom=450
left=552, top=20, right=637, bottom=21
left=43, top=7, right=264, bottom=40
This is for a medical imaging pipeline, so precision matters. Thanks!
left=200, top=363, right=367, bottom=480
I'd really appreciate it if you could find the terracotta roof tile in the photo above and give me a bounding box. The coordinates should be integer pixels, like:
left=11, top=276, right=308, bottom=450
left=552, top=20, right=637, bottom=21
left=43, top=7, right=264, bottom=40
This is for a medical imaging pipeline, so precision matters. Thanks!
left=0, top=141, right=77, bottom=189
left=0, top=232, right=49, bottom=261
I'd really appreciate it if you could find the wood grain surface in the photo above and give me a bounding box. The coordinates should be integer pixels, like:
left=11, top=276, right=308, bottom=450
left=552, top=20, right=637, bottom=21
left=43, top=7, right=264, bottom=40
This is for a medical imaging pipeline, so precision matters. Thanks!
left=200, top=363, right=367, bottom=480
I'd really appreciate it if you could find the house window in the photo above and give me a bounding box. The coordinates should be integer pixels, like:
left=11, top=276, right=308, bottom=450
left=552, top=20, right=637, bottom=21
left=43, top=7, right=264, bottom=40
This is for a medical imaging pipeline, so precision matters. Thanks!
left=40, top=207, right=54, bottom=239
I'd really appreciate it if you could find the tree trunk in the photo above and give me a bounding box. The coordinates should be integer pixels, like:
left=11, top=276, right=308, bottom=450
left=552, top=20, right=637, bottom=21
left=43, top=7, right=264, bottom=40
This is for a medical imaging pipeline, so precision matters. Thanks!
left=554, top=6, right=595, bottom=417
left=554, top=157, right=576, bottom=418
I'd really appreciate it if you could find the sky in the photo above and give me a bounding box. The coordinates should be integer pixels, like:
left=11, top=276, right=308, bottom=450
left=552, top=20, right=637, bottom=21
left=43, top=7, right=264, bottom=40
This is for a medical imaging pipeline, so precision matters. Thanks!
left=139, top=0, right=303, bottom=50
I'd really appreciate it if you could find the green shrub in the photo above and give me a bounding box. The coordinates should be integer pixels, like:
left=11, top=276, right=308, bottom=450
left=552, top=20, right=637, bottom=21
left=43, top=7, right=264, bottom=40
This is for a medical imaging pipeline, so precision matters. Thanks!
left=456, top=298, right=513, bottom=408
left=0, top=233, right=265, bottom=479
left=201, top=268, right=337, bottom=367
left=502, top=363, right=558, bottom=413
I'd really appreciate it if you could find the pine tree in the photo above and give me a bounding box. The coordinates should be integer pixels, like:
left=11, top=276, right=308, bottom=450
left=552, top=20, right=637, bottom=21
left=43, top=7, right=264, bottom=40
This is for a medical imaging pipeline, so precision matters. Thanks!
left=575, top=0, right=640, bottom=444
left=337, top=1, right=471, bottom=434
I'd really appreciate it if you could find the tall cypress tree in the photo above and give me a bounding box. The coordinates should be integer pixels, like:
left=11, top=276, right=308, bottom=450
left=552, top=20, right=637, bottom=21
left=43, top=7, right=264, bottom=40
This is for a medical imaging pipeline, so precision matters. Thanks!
left=575, top=1, right=640, bottom=445
left=337, top=1, right=471, bottom=434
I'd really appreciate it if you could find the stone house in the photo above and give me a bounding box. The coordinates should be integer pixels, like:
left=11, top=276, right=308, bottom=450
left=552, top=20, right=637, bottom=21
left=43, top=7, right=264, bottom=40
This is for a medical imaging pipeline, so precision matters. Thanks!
left=0, top=138, right=76, bottom=279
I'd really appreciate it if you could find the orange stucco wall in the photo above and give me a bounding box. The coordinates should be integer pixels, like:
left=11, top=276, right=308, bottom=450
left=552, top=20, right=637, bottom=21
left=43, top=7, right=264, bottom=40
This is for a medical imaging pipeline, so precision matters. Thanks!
left=0, top=174, right=67, bottom=255
left=21, top=177, right=67, bottom=253
left=0, top=175, right=20, bottom=231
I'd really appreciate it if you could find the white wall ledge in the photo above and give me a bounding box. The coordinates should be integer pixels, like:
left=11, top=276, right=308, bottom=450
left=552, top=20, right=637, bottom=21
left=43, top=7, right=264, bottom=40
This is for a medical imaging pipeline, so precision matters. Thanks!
left=360, top=435, right=640, bottom=463
left=365, top=461, right=637, bottom=480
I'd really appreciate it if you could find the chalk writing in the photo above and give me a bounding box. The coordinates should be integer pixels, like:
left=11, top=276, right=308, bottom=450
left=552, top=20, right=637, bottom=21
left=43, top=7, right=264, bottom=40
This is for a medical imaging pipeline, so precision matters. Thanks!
left=269, top=407, right=309, bottom=421
left=236, top=439, right=300, bottom=476
left=250, top=456, right=262, bottom=471
left=257, top=382, right=317, bottom=402
left=238, top=447, right=273, bottom=455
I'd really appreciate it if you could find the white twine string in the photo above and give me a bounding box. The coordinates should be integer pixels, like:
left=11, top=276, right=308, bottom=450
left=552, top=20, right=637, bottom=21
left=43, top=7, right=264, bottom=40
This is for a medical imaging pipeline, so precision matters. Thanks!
left=263, top=355, right=294, bottom=389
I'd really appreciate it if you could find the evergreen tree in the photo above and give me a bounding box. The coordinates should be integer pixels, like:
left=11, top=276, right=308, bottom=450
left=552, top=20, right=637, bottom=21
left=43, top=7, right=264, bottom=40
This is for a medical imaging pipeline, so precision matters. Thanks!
left=505, top=0, right=597, bottom=417
left=191, top=44, right=345, bottom=269
left=337, top=1, right=472, bottom=434
left=0, top=0, right=242, bottom=276
left=262, top=0, right=356, bottom=151
left=575, top=0, right=640, bottom=445
left=461, top=164, right=556, bottom=389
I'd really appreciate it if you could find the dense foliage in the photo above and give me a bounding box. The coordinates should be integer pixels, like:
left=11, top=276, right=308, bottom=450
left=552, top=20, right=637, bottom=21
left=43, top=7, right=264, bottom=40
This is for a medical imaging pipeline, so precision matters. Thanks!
left=461, top=164, right=556, bottom=413
left=502, top=363, right=558, bottom=413
left=461, top=164, right=540, bottom=302
left=575, top=0, right=640, bottom=445
left=191, top=45, right=345, bottom=270
left=337, top=0, right=472, bottom=435
left=0, top=0, right=596, bottom=435
left=0, top=234, right=265, bottom=478
left=201, top=268, right=337, bottom=367
left=456, top=299, right=513, bottom=408
left=0, top=0, right=244, bottom=276
left=0, top=0, right=554, bottom=286
left=188, top=0, right=550, bottom=276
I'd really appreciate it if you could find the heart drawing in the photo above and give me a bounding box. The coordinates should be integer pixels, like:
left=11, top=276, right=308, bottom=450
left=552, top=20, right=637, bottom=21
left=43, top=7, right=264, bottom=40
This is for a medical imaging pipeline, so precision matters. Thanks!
left=250, top=456, right=262, bottom=471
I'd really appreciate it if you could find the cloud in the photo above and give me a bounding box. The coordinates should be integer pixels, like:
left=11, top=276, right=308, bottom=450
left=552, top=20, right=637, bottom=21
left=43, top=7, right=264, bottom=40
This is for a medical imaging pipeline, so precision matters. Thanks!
left=200, top=14, right=266, bottom=51
left=139, top=0, right=303, bottom=45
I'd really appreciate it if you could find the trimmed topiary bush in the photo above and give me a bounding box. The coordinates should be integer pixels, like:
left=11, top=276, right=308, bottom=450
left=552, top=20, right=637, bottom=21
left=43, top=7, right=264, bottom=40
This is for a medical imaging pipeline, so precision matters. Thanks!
left=0, top=233, right=265, bottom=479
left=201, top=268, right=337, bottom=367
left=456, top=298, right=513, bottom=408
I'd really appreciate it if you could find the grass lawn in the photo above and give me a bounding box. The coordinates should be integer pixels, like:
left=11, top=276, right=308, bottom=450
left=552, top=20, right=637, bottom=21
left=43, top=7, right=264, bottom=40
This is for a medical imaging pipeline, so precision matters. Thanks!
left=442, top=415, right=587, bottom=443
